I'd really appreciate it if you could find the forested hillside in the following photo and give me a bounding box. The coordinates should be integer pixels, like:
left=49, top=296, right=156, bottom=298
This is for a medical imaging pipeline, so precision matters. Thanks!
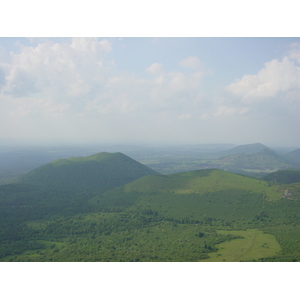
left=17, top=152, right=159, bottom=192
left=0, top=153, right=299, bottom=262
left=263, top=169, right=300, bottom=184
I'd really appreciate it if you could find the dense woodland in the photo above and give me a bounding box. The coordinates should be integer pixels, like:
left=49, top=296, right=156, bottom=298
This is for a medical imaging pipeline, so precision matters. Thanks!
left=0, top=148, right=299, bottom=262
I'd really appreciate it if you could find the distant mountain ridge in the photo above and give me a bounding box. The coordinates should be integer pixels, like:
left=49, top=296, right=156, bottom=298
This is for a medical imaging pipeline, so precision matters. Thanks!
left=17, top=152, right=159, bottom=192
left=215, top=148, right=291, bottom=172
left=284, top=149, right=300, bottom=164
left=219, top=143, right=269, bottom=156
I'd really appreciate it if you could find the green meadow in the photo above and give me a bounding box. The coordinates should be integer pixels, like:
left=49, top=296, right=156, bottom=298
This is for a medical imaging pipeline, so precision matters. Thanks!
left=201, top=229, right=281, bottom=262
left=124, top=169, right=280, bottom=201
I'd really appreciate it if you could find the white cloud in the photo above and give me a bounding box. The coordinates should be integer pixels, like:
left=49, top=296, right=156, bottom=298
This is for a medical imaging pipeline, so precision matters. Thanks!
left=0, top=46, right=9, bottom=64
left=226, top=56, right=300, bottom=101
left=5, top=38, right=288, bottom=145
left=146, top=63, right=163, bottom=73
left=99, top=39, right=112, bottom=52
left=199, top=113, right=209, bottom=120
left=5, top=95, right=70, bottom=119
left=288, top=43, right=300, bottom=64
left=1, top=38, right=299, bottom=147
left=71, top=37, right=112, bottom=53
left=179, top=56, right=202, bottom=70
left=239, top=107, right=249, bottom=115
left=213, top=105, right=249, bottom=117
left=9, top=38, right=111, bottom=92
left=0, top=40, right=207, bottom=124
left=0, top=38, right=116, bottom=117
left=153, top=75, right=164, bottom=85
left=178, top=113, right=192, bottom=120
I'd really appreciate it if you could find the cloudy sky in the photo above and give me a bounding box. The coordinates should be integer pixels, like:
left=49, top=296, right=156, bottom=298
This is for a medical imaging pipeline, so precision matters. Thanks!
left=0, top=37, right=299, bottom=147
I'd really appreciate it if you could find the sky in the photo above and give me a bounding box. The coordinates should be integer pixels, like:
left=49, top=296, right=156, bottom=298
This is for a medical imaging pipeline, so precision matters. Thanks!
left=0, top=37, right=299, bottom=147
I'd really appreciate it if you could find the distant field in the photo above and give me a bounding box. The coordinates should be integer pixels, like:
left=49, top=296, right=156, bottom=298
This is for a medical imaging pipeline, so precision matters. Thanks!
left=201, top=229, right=281, bottom=262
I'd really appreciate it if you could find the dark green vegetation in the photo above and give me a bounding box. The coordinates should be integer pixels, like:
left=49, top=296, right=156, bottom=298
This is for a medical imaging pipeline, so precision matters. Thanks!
left=0, top=146, right=99, bottom=184
left=0, top=151, right=299, bottom=262
left=263, top=169, right=300, bottom=184
left=17, top=152, right=158, bottom=192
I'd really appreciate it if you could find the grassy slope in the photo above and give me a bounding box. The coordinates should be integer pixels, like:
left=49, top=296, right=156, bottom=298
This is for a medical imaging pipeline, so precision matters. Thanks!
left=201, top=229, right=282, bottom=262
left=124, top=169, right=278, bottom=199
left=91, top=169, right=290, bottom=223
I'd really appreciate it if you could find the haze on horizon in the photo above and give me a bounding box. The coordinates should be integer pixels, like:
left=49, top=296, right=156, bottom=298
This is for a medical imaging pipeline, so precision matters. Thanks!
left=1, top=37, right=300, bottom=148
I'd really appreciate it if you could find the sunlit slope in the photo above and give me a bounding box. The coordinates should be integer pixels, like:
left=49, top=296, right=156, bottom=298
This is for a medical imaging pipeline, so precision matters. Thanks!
left=201, top=229, right=282, bottom=262
left=93, top=169, right=288, bottom=221
left=17, top=152, right=159, bottom=192
left=124, top=169, right=277, bottom=198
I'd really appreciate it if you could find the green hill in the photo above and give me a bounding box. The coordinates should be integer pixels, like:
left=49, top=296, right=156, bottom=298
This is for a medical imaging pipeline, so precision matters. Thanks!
left=1, top=157, right=299, bottom=262
left=91, top=169, right=284, bottom=219
left=17, top=152, right=159, bottom=192
left=216, top=148, right=291, bottom=172
left=0, top=149, right=300, bottom=261
left=124, top=169, right=269, bottom=194
left=263, top=169, right=300, bottom=184
left=285, top=149, right=300, bottom=165
left=219, top=143, right=269, bottom=156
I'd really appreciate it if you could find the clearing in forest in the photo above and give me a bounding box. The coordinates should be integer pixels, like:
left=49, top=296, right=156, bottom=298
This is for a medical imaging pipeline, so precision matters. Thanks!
left=200, top=229, right=281, bottom=262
